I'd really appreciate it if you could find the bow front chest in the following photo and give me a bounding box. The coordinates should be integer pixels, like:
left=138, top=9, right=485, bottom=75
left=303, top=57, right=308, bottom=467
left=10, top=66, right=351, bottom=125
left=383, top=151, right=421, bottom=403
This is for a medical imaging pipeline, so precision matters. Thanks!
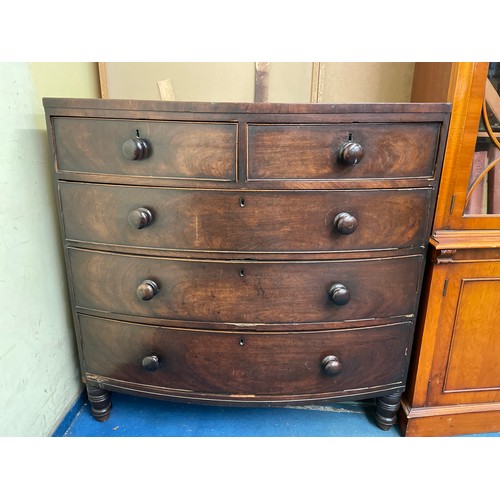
left=44, top=98, right=450, bottom=430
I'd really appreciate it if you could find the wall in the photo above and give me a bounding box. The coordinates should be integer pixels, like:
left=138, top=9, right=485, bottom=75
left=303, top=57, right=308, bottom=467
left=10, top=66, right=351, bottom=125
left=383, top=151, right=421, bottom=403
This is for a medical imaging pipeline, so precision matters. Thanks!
left=0, top=62, right=99, bottom=436
left=103, top=62, right=314, bottom=103
left=102, top=62, right=413, bottom=103
left=319, top=62, right=415, bottom=102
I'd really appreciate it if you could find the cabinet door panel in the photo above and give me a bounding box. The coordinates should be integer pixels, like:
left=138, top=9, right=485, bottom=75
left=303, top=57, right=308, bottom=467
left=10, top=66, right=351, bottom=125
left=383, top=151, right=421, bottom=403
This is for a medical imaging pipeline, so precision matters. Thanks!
left=427, top=261, right=500, bottom=405
left=444, top=279, right=500, bottom=392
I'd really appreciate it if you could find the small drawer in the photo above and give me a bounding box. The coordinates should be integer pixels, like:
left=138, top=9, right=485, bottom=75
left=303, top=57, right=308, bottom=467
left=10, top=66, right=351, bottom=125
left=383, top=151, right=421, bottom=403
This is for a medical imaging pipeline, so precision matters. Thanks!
left=247, top=122, right=441, bottom=180
left=69, top=248, right=422, bottom=325
left=79, top=315, right=412, bottom=400
left=52, top=117, right=237, bottom=181
left=60, top=182, right=433, bottom=254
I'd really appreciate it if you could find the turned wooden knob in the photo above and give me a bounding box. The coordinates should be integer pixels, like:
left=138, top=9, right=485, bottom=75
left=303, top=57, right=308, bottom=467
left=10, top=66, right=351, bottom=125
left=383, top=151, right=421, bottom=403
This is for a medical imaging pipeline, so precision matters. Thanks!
left=128, top=208, right=153, bottom=229
left=136, top=279, right=159, bottom=301
left=333, top=212, right=358, bottom=235
left=322, top=355, right=343, bottom=376
left=329, top=283, right=350, bottom=305
left=338, top=142, right=364, bottom=165
left=123, top=137, right=149, bottom=161
left=142, top=355, right=160, bottom=371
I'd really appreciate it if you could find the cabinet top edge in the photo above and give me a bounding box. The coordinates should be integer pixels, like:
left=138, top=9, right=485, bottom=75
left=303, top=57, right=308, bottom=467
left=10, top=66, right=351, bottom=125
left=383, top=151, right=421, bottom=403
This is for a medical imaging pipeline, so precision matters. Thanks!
left=42, top=97, right=451, bottom=115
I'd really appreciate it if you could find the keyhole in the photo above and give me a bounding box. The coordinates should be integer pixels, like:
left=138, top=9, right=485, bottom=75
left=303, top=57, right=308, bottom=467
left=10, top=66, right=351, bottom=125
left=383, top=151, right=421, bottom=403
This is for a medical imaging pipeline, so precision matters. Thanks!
left=136, top=129, right=141, bottom=138
left=240, top=197, right=245, bottom=207
left=239, top=269, right=245, bottom=277
left=348, top=132, right=353, bottom=141
left=239, top=338, right=245, bottom=346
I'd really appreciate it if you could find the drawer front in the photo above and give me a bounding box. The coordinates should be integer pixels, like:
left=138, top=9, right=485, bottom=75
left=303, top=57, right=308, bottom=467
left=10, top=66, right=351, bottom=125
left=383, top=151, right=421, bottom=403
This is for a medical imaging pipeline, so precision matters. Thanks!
left=80, top=315, right=411, bottom=399
left=60, top=182, right=433, bottom=254
left=52, top=117, right=237, bottom=181
left=247, top=122, right=441, bottom=180
left=69, top=248, right=422, bottom=324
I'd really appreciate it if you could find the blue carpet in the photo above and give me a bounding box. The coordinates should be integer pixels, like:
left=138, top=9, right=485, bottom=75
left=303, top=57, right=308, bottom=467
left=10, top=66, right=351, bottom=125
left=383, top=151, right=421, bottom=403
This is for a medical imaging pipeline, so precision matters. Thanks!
left=55, top=391, right=500, bottom=438
left=43, top=391, right=499, bottom=499
left=57, top=392, right=403, bottom=437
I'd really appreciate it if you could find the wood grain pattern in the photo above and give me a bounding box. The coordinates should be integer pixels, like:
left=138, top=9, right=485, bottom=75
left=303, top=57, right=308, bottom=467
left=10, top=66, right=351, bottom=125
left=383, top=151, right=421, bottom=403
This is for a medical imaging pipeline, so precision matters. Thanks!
left=401, top=398, right=500, bottom=437
left=429, top=63, right=491, bottom=230
left=426, top=261, right=500, bottom=405
left=80, top=314, right=411, bottom=400
left=247, top=122, right=442, bottom=180
left=69, top=248, right=422, bottom=326
left=401, top=62, right=500, bottom=437
left=52, top=117, right=237, bottom=181
left=59, top=182, right=434, bottom=256
left=44, top=97, right=451, bottom=116
left=43, top=98, right=450, bottom=427
left=443, top=278, right=500, bottom=392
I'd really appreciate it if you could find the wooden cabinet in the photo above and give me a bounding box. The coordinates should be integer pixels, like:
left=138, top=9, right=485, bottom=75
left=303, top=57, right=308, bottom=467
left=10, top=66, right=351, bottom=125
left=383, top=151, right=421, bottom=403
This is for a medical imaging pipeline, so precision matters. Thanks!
left=44, top=98, right=449, bottom=431
left=400, top=62, right=500, bottom=436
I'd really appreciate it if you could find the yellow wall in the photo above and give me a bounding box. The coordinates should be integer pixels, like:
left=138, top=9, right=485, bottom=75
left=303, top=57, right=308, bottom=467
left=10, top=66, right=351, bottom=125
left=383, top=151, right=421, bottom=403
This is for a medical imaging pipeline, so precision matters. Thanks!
left=0, top=62, right=99, bottom=436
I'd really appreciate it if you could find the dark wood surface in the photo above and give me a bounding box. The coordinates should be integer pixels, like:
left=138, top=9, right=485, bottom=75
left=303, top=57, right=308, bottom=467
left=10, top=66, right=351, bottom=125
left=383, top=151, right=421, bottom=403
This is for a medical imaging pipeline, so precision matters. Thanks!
left=247, top=122, right=441, bottom=180
left=44, top=98, right=450, bottom=430
left=59, top=182, right=434, bottom=256
left=69, top=248, right=422, bottom=326
left=43, top=97, right=451, bottom=115
left=53, top=117, right=237, bottom=180
left=80, top=314, right=411, bottom=401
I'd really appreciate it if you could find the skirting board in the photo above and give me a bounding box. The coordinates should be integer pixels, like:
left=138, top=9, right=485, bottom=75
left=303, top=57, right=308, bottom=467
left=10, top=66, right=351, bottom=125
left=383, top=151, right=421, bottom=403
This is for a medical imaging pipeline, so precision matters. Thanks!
left=398, top=397, right=500, bottom=437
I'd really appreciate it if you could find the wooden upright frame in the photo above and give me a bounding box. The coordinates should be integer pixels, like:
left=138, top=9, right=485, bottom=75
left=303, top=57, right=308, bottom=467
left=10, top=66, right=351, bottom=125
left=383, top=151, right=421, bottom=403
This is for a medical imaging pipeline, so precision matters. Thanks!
left=400, top=62, right=500, bottom=436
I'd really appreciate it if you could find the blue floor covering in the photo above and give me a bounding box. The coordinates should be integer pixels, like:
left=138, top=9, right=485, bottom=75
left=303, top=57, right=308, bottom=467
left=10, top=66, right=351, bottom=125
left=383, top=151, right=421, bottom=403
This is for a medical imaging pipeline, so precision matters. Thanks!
left=42, top=391, right=499, bottom=499
left=55, top=391, right=500, bottom=438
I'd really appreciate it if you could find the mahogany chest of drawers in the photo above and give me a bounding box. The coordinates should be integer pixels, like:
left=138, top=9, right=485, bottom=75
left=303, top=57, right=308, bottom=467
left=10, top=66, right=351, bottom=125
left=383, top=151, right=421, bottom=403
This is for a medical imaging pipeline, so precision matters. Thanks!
left=44, top=98, right=450, bottom=431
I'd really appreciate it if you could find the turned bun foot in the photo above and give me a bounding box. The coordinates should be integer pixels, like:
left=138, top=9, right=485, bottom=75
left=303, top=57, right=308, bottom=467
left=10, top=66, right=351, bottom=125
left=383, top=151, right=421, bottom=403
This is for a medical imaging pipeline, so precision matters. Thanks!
left=86, top=385, right=112, bottom=422
left=375, top=391, right=402, bottom=431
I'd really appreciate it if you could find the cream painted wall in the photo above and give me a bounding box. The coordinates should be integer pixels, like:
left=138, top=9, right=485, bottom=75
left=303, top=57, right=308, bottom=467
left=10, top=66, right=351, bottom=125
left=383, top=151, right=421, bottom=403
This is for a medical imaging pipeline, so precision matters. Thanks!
left=268, top=62, right=313, bottom=103
left=105, top=62, right=256, bottom=101
left=103, top=62, right=314, bottom=102
left=103, top=62, right=412, bottom=103
left=0, top=62, right=99, bottom=436
left=319, top=62, right=415, bottom=102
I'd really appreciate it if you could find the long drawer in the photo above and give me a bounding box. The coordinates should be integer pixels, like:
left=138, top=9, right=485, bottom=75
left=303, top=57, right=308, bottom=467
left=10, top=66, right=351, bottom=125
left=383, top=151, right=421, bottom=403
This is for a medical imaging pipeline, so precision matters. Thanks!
left=69, top=248, right=422, bottom=325
left=247, top=122, right=441, bottom=180
left=59, top=182, right=433, bottom=254
left=52, top=117, right=238, bottom=181
left=80, top=314, right=412, bottom=401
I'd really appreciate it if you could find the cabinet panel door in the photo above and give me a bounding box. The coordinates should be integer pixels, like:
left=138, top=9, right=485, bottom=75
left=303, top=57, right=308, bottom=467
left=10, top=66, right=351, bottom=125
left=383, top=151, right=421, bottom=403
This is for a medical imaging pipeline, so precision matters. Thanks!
left=439, top=62, right=500, bottom=230
left=427, top=261, right=500, bottom=405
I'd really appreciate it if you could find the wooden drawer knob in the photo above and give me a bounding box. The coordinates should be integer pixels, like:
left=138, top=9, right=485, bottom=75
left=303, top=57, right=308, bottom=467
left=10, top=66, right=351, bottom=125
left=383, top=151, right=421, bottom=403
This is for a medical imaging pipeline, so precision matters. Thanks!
left=128, top=207, right=154, bottom=229
left=142, top=355, right=160, bottom=371
left=333, top=212, right=358, bottom=235
left=329, top=283, right=350, bottom=305
left=136, top=279, right=159, bottom=301
left=338, top=142, right=364, bottom=165
left=321, top=355, right=343, bottom=376
left=123, top=137, right=149, bottom=161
